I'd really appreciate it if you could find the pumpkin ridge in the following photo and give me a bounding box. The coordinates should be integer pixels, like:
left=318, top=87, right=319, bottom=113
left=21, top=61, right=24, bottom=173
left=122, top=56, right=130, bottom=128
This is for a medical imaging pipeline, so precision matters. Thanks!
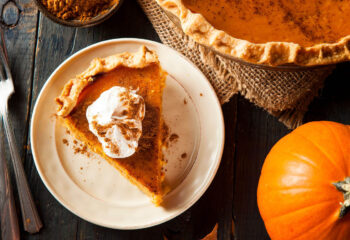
left=267, top=187, right=339, bottom=195
left=283, top=151, right=338, bottom=180
left=344, top=125, right=350, bottom=176
left=333, top=222, right=350, bottom=240
left=292, top=215, right=335, bottom=240
left=286, top=151, right=323, bottom=171
left=266, top=199, right=337, bottom=222
left=294, top=132, right=344, bottom=175
left=321, top=122, right=348, bottom=174
left=320, top=222, right=340, bottom=240
left=265, top=201, right=336, bottom=240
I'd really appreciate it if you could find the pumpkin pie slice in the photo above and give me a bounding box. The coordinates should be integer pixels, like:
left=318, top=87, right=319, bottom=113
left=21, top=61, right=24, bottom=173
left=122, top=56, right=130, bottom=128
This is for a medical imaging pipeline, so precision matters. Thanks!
left=56, top=46, right=167, bottom=205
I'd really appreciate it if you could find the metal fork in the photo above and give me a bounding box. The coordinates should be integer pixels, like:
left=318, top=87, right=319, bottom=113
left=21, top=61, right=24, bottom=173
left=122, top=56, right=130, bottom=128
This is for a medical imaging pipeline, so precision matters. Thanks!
left=0, top=28, right=42, bottom=233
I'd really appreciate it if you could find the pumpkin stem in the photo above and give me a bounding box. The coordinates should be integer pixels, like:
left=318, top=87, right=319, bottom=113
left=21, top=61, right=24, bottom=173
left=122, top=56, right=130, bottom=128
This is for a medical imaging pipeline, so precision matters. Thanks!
left=333, top=177, right=350, bottom=218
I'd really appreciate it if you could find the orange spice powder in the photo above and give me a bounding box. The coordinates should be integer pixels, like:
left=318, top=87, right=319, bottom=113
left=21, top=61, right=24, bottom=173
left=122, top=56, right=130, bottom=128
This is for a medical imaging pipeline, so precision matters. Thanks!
left=41, top=0, right=119, bottom=21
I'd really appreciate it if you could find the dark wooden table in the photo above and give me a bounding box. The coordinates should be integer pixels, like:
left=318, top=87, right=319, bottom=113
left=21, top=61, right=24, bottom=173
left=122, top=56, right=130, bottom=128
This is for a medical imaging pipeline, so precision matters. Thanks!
left=1, top=0, right=350, bottom=239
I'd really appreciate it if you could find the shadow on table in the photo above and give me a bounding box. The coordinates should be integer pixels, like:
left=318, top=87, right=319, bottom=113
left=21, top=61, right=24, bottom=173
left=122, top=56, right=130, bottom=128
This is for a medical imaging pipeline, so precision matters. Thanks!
left=304, top=62, right=350, bottom=124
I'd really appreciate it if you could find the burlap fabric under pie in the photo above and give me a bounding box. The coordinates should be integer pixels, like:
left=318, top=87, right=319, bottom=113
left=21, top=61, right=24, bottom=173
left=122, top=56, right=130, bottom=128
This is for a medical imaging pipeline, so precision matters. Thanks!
left=137, top=0, right=335, bottom=129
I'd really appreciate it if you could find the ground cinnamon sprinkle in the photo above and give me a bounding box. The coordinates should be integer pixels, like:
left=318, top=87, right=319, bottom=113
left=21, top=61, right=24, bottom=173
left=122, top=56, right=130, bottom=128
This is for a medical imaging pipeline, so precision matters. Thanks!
left=169, top=133, right=179, bottom=142
left=41, top=0, right=119, bottom=21
left=72, top=141, right=91, bottom=157
left=62, top=138, right=69, bottom=146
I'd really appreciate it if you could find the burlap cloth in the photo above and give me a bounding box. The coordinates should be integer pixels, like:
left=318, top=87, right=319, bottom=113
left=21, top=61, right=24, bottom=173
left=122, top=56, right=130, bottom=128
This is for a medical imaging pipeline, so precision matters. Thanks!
left=137, top=0, right=335, bottom=129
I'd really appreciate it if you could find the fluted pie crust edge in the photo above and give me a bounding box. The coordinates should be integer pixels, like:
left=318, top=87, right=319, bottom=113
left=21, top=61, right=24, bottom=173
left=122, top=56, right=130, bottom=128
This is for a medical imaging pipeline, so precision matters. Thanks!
left=156, top=0, right=350, bottom=66
left=56, top=46, right=159, bottom=117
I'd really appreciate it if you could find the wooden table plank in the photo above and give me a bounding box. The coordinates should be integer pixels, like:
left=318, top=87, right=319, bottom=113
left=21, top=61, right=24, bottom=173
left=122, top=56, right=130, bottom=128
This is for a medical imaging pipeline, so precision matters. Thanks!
left=2, top=0, right=38, bottom=171
left=233, top=97, right=289, bottom=240
left=304, top=62, right=350, bottom=124
left=20, top=11, right=79, bottom=239
left=0, top=0, right=39, bottom=237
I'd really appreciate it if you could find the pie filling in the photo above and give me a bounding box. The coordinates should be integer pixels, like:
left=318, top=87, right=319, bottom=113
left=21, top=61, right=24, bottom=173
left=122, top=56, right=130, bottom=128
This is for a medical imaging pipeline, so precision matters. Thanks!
left=65, top=64, right=165, bottom=199
left=182, top=0, right=350, bottom=47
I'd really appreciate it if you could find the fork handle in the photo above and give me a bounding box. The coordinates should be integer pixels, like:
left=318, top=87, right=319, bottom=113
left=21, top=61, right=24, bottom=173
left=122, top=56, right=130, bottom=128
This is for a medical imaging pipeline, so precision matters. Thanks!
left=0, top=171, right=20, bottom=240
left=0, top=118, right=20, bottom=240
left=2, top=106, right=43, bottom=233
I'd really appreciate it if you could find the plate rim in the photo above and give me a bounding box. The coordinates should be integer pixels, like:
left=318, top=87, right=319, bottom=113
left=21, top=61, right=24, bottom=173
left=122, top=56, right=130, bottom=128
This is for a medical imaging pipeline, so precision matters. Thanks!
left=30, top=38, right=225, bottom=229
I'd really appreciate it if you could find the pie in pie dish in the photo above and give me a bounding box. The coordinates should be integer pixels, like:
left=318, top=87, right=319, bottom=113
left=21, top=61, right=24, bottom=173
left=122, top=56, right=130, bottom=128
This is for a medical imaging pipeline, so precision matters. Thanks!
left=156, top=0, right=350, bottom=66
left=56, top=46, right=167, bottom=205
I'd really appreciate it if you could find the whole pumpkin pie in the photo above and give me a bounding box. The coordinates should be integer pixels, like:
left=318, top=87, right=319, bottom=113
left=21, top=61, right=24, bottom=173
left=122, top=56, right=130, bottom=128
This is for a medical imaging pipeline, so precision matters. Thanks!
left=156, top=0, right=350, bottom=66
left=56, top=46, right=167, bottom=205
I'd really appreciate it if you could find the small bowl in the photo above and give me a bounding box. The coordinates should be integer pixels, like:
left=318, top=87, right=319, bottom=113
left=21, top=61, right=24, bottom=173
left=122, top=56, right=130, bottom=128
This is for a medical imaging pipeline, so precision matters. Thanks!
left=34, top=0, right=124, bottom=27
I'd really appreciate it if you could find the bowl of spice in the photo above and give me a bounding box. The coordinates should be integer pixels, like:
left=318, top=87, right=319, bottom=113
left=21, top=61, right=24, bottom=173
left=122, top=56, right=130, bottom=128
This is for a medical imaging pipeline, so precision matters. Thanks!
left=35, top=0, right=123, bottom=27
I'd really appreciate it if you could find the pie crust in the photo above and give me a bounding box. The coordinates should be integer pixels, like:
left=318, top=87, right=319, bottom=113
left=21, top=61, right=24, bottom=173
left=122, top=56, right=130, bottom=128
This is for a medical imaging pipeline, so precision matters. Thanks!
left=156, top=0, right=350, bottom=66
left=56, top=46, right=160, bottom=116
left=56, top=46, right=167, bottom=205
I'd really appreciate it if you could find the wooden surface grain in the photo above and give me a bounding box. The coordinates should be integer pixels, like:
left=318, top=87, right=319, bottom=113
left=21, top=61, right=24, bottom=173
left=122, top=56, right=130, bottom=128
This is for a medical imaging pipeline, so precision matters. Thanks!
left=1, top=0, right=350, bottom=239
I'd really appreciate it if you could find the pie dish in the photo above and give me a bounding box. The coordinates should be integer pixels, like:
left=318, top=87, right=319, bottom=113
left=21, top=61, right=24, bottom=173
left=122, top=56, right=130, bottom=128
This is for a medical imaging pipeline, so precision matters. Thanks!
left=56, top=46, right=167, bottom=205
left=156, top=0, right=350, bottom=66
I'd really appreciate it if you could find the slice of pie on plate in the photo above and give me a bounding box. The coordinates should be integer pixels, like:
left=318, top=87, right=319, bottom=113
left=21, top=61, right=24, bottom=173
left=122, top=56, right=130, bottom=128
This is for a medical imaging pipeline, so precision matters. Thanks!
left=156, top=0, right=350, bottom=66
left=56, top=46, right=167, bottom=205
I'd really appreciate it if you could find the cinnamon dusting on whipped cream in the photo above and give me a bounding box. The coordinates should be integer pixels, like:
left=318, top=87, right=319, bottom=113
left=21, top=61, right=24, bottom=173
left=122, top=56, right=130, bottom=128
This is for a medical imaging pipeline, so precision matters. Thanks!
left=86, top=86, right=145, bottom=158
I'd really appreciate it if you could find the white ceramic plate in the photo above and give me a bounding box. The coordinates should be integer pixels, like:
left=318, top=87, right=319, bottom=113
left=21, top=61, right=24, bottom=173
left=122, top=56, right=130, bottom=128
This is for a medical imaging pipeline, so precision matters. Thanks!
left=30, top=38, right=224, bottom=229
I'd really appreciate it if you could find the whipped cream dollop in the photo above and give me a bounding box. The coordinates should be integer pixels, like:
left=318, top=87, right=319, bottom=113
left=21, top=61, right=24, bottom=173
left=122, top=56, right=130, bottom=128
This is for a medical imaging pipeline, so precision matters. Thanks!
left=86, top=86, right=145, bottom=158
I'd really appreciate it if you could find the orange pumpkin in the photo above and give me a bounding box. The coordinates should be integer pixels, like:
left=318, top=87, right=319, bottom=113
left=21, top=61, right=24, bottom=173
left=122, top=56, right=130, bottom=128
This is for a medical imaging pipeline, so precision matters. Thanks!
left=257, top=121, right=350, bottom=240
